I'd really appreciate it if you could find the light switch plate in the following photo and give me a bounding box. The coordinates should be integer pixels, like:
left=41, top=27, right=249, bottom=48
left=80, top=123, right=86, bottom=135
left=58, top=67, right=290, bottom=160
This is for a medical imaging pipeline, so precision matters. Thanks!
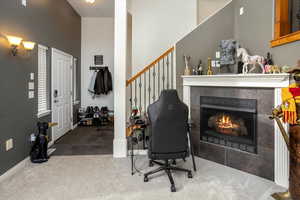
left=22, top=0, right=27, bottom=7
left=216, top=51, right=221, bottom=59
left=240, top=7, right=244, bottom=15
left=30, top=73, right=34, bottom=80
left=211, top=60, right=216, bottom=67
left=30, top=134, right=36, bottom=142
left=28, top=82, right=34, bottom=90
left=29, top=91, right=34, bottom=99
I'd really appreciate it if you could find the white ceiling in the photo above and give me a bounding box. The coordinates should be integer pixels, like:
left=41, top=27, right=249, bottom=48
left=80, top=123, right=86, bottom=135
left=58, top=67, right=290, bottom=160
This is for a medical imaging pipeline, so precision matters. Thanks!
left=67, top=0, right=114, bottom=17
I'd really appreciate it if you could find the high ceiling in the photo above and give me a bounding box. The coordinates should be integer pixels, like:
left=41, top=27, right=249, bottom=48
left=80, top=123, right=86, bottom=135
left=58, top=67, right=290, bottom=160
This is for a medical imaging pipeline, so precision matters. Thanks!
left=67, top=0, right=114, bottom=17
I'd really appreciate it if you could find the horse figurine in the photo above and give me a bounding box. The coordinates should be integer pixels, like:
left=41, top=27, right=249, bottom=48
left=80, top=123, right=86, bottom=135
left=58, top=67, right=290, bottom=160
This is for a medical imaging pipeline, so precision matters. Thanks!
left=237, top=48, right=265, bottom=74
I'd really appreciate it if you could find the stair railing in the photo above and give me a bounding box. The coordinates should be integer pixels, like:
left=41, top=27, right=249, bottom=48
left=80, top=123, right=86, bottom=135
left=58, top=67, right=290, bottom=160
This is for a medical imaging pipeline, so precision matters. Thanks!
left=126, top=47, right=175, bottom=116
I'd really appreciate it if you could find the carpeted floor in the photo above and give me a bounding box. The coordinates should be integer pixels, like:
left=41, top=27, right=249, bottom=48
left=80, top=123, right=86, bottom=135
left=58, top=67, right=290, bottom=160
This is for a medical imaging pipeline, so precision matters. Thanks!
left=52, top=126, right=113, bottom=156
left=0, top=155, right=285, bottom=200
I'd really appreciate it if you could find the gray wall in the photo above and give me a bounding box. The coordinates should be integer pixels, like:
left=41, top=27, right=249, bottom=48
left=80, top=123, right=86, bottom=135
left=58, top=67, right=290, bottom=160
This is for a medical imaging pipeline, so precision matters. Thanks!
left=176, top=0, right=300, bottom=90
left=197, top=0, right=231, bottom=24
left=176, top=2, right=235, bottom=98
left=0, top=0, right=81, bottom=175
left=234, top=0, right=300, bottom=66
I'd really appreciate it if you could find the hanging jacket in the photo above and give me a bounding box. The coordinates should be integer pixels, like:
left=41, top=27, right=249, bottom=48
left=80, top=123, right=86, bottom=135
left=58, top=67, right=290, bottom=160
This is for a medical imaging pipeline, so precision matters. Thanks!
left=103, top=68, right=113, bottom=94
left=94, top=69, right=105, bottom=95
left=94, top=68, right=113, bottom=95
left=88, top=71, right=97, bottom=94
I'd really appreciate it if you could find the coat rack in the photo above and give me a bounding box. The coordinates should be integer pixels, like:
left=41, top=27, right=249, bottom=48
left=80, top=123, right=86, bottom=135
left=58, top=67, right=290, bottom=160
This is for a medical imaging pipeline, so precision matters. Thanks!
left=89, top=66, right=109, bottom=71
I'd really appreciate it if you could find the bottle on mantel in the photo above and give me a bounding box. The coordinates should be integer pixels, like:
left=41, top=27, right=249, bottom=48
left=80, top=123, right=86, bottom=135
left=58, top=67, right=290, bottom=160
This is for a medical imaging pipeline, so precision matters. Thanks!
left=198, top=59, right=203, bottom=75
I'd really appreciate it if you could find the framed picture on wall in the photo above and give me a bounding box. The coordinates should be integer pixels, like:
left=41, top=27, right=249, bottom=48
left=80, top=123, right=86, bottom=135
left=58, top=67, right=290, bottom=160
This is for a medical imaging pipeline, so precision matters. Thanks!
left=94, top=55, right=103, bottom=65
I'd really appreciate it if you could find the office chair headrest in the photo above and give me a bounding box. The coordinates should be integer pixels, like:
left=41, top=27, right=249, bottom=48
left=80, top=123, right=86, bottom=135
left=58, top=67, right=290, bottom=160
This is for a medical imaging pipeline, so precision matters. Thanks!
left=159, top=90, right=180, bottom=102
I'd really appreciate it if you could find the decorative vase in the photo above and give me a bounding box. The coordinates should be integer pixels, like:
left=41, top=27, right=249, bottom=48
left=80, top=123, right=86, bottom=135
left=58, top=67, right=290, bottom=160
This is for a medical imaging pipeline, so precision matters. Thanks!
left=183, top=55, right=192, bottom=75
left=184, top=67, right=191, bottom=75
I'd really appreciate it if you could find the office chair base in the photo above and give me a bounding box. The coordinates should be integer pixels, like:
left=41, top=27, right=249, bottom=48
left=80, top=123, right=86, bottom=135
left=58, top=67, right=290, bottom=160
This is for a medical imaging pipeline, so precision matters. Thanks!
left=149, top=160, right=154, bottom=167
left=188, top=171, right=193, bottom=178
left=149, top=159, right=177, bottom=167
left=144, top=176, right=149, bottom=182
left=171, top=185, right=176, bottom=192
left=144, top=160, right=192, bottom=192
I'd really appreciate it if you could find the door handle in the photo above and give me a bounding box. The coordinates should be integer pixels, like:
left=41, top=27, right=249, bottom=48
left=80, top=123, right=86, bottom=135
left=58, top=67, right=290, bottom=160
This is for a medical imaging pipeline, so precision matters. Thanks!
left=54, top=100, right=59, bottom=103
left=54, top=90, right=58, bottom=98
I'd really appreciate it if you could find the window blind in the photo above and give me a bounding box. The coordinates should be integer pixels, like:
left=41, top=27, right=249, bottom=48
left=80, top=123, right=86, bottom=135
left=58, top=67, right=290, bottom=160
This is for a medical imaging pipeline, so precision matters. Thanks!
left=38, top=45, right=49, bottom=115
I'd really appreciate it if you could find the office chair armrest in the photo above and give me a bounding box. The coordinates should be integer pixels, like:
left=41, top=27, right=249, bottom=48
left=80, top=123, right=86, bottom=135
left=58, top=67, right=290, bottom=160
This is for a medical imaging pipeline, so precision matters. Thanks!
left=187, top=120, right=193, bottom=133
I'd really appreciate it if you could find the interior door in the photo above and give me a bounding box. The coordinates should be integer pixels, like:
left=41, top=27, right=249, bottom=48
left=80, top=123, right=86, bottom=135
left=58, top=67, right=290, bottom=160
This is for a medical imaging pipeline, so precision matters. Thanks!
left=52, top=48, right=72, bottom=141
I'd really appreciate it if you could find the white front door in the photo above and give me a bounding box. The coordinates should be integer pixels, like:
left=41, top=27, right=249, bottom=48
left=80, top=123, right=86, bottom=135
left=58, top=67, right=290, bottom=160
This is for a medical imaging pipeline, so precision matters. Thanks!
left=51, top=48, right=73, bottom=141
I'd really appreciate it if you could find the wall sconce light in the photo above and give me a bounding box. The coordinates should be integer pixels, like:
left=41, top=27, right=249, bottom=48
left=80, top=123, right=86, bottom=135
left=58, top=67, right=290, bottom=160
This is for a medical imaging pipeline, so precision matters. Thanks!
left=6, top=35, right=23, bottom=56
left=23, top=41, right=35, bottom=51
left=86, top=0, right=95, bottom=4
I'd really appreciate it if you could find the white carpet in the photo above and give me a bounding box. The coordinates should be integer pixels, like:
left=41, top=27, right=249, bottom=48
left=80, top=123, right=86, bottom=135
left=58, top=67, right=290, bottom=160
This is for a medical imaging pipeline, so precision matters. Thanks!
left=0, top=155, right=285, bottom=200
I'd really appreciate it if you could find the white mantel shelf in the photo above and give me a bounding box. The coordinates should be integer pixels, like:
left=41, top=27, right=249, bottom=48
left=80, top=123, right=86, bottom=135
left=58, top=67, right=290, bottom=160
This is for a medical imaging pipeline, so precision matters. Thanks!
left=182, top=74, right=290, bottom=88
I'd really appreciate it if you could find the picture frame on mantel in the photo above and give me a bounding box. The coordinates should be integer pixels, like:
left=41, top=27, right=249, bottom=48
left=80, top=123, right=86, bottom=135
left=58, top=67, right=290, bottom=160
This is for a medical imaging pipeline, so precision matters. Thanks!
left=218, top=39, right=238, bottom=74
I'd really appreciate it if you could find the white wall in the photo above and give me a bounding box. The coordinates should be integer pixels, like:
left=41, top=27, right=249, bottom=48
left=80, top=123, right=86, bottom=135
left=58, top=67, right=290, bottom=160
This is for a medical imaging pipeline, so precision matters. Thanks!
left=197, top=0, right=231, bottom=24
left=81, top=17, right=114, bottom=110
left=131, top=0, right=197, bottom=75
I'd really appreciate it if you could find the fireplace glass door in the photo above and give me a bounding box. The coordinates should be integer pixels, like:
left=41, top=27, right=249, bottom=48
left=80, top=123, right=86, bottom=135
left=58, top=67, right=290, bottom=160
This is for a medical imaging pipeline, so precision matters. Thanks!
left=200, top=96, right=257, bottom=153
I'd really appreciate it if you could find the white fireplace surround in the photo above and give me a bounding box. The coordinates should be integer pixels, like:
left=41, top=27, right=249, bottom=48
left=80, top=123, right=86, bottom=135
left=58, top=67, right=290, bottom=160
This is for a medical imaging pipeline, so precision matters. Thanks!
left=182, top=74, right=290, bottom=188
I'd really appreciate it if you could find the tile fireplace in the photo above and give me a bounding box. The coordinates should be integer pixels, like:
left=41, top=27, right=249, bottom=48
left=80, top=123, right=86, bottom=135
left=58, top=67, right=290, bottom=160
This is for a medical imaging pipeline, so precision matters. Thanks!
left=200, top=96, right=257, bottom=154
left=181, top=74, right=291, bottom=187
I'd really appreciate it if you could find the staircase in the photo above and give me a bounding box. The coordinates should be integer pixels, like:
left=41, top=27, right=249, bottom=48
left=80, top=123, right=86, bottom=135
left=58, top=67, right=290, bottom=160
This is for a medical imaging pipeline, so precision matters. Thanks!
left=126, top=47, right=175, bottom=116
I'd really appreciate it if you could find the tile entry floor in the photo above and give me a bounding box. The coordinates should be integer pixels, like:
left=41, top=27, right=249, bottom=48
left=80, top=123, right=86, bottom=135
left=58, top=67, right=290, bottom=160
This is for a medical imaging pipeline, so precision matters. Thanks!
left=52, top=125, right=114, bottom=156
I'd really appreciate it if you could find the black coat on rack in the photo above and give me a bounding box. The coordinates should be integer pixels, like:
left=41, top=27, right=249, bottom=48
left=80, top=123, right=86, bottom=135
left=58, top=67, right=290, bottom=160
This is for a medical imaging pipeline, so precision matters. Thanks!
left=90, top=66, right=113, bottom=95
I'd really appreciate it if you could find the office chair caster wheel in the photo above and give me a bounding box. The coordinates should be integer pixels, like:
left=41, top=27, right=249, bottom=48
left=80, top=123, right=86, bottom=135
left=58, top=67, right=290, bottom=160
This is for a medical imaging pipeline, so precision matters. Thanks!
left=144, top=176, right=149, bottom=182
left=172, top=159, right=176, bottom=165
left=149, top=160, right=154, bottom=167
left=171, top=185, right=176, bottom=192
left=188, top=172, right=193, bottom=178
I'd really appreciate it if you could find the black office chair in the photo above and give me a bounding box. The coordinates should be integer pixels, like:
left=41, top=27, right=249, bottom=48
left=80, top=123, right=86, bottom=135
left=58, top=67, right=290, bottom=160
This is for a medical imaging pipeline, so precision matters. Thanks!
left=144, top=90, right=196, bottom=192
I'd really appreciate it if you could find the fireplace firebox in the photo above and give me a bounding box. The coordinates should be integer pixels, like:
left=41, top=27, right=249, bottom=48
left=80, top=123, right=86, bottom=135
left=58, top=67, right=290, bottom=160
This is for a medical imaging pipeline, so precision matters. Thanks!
left=200, top=96, right=257, bottom=154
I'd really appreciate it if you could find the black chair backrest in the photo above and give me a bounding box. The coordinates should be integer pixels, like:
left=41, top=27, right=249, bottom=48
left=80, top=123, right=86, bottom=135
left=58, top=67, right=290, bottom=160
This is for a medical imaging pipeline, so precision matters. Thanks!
left=147, top=90, right=189, bottom=154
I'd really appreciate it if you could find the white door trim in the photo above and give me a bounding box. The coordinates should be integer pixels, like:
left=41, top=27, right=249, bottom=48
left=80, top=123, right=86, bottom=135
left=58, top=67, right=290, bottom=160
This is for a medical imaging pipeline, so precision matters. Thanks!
left=70, top=57, right=74, bottom=129
left=51, top=48, right=73, bottom=142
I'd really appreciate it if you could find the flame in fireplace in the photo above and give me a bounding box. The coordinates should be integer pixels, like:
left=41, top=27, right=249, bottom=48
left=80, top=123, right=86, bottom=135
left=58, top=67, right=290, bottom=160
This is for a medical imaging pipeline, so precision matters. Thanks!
left=216, top=114, right=239, bottom=129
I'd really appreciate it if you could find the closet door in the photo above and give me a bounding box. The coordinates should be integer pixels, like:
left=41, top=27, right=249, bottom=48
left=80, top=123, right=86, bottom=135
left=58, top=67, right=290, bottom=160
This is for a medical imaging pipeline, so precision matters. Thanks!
left=51, top=48, right=73, bottom=141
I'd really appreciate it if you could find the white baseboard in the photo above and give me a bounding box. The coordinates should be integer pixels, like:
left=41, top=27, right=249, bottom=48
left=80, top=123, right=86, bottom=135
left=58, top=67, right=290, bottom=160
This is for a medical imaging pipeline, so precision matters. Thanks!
left=128, top=149, right=148, bottom=156
left=113, top=138, right=127, bottom=158
left=72, top=123, right=78, bottom=130
left=48, top=148, right=56, bottom=155
left=0, top=157, right=29, bottom=183
left=48, top=140, right=54, bottom=148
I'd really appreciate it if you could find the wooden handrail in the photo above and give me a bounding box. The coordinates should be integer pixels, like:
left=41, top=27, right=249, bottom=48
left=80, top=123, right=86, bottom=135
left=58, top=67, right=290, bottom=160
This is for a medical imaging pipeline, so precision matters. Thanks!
left=126, top=47, right=174, bottom=86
